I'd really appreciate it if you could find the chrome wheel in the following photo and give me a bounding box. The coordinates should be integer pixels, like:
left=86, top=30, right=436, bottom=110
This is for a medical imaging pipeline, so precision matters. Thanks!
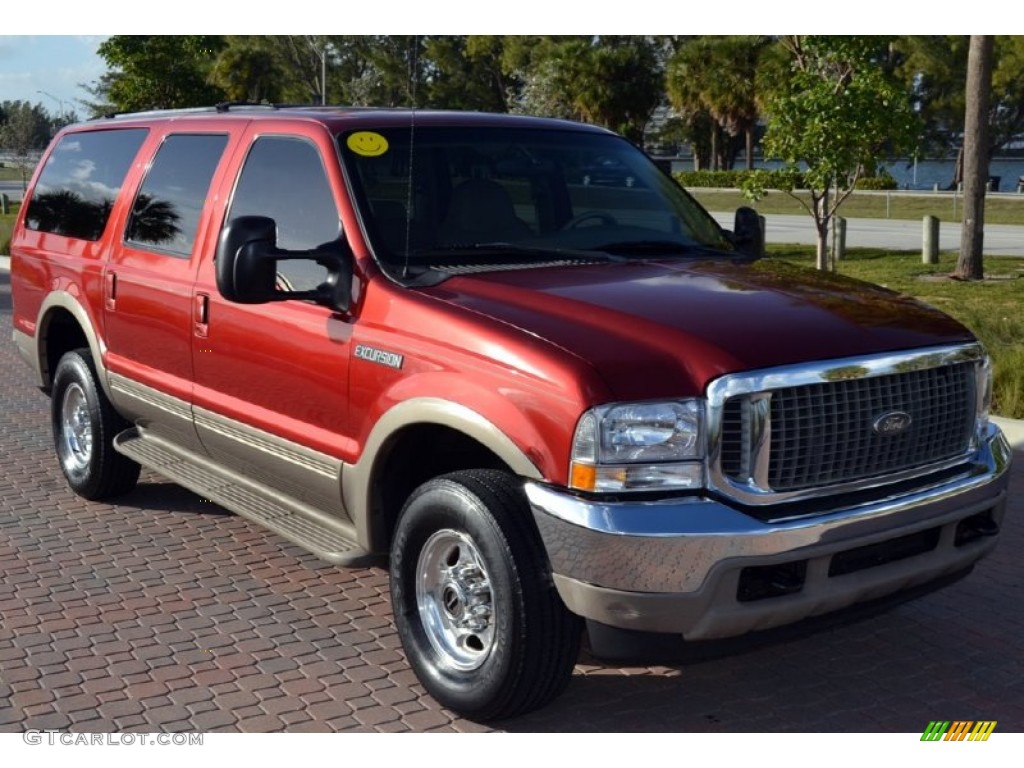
left=59, top=382, right=93, bottom=475
left=391, top=471, right=582, bottom=719
left=415, top=529, right=496, bottom=671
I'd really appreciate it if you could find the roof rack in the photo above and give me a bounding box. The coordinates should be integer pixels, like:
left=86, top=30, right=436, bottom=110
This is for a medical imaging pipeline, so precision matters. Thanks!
left=95, top=102, right=399, bottom=120
left=98, top=102, right=282, bottom=120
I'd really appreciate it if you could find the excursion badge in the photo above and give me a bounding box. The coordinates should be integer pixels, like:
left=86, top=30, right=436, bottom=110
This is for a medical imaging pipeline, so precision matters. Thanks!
left=354, top=344, right=404, bottom=370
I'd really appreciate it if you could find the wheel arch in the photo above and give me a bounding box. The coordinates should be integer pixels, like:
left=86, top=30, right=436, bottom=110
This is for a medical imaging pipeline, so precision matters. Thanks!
left=32, top=292, right=110, bottom=399
left=344, top=398, right=544, bottom=553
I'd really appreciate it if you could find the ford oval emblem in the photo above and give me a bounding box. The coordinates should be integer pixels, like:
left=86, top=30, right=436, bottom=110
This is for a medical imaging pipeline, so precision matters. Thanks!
left=873, top=411, right=913, bottom=436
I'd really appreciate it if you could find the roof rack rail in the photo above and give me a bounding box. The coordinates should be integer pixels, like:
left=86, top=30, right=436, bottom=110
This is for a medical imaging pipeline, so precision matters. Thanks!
left=214, top=101, right=280, bottom=112
left=94, top=103, right=406, bottom=121
left=98, top=105, right=222, bottom=120
left=95, top=102, right=337, bottom=120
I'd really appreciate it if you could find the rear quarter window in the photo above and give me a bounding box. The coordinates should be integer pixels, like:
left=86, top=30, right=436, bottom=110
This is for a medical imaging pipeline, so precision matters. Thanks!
left=24, top=128, right=149, bottom=241
left=125, top=133, right=229, bottom=257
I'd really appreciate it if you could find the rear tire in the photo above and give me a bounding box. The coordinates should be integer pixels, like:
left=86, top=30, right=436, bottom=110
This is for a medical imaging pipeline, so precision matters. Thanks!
left=51, top=348, right=140, bottom=500
left=390, top=469, right=581, bottom=720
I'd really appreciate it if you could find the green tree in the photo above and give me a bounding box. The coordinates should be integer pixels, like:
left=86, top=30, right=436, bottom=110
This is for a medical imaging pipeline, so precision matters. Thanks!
left=91, top=36, right=226, bottom=113
left=894, top=36, right=971, bottom=159
left=747, top=36, right=920, bottom=270
left=211, top=36, right=355, bottom=105
left=0, top=100, right=52, bottom=188
left=510, top=36, right=662, bottom=143
left=422, top=36, right=510, bottom=112
left=343, top=35, right=427, bottom=107
left=667, top=36, right=773, bottom=170
left=267, top=35, right=335, bottom=104
left=896, top=35, right=1024, bottom=185
left=989, top=36, right=1024, bottom=154
left=208, top=35, right=518, bottom=111
left=209, top=39, right=285, bottom=103
left=509, top=38, right=581, bottom=121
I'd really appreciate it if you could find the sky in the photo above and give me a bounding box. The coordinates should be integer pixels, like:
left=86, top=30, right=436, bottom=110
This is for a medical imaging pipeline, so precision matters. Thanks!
left=0, top=36, right=108, bottom=115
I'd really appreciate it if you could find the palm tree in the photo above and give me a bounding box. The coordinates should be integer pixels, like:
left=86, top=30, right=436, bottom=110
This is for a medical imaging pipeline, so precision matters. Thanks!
left=667, top=36, right=771, bottom=170
left=955, top=36, right=994, bottom=281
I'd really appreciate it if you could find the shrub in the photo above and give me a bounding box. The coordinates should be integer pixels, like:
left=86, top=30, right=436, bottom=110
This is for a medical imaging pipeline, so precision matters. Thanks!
left=854, top=173, right=899, bottom=190
left=674, top=169, right=806, bottom=190
left=674, top=170, right=744, bottom=188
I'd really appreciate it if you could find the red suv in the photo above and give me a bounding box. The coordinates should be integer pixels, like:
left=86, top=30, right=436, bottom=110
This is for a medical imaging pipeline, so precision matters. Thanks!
left=9, top=105, right=1011, bottom=720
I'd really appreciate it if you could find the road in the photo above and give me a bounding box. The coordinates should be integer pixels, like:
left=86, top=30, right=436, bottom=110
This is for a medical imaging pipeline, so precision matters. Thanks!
left=0, top=181, right=25, bottom=202
left=1, top=266, right=1023, bottom=732
left=712, top=212, right=1024, bottom=258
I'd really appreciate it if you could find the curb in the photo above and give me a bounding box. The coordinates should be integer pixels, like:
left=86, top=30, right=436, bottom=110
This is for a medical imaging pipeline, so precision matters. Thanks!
left=992, top=416, right=1024, bottom=452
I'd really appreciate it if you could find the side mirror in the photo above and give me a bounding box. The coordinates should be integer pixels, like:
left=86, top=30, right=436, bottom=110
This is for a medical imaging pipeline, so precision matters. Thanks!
left=216, top=215, right=353, bottom=312
left=216, top=216, right=278, bottom=303
left=732, top=206, right=764, bottom=258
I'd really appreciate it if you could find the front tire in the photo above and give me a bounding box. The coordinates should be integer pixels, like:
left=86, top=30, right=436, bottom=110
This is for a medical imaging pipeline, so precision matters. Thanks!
left=390, top=470, right=581, bottom=720
left=51, top=348, right=140, bottom=500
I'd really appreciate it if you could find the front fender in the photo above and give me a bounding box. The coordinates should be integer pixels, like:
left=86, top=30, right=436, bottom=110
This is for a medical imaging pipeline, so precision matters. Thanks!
left=343, top=395, right=555, bottom=545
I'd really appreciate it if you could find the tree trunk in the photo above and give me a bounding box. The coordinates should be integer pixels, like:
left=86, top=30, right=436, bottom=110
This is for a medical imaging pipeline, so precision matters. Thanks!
left=745, top=125, right=755, bottom=171
left=710, top=124, right=718, bottom=171
left=815, top=189, right=830, bottom=271
left=815, top=224, right=829, bottom=271
left=955, top=36, right=994, bottom=281
left=948, top=145, right=964, bottom=190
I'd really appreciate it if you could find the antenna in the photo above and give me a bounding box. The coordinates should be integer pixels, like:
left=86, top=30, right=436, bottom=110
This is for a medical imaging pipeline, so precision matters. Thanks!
left=402, top=35, right=420, bottom=279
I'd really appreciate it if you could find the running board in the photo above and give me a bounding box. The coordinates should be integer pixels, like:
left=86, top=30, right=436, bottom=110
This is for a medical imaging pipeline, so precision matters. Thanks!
left=114, top=428, right=368, bottom=565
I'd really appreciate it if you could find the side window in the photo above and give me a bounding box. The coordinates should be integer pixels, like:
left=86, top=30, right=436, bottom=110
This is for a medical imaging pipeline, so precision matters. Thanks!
left=24, top=128, right=149, bottom=241
left=227, top=136, right=340, bottom=291
left=125, top=134, right=229, bottom=258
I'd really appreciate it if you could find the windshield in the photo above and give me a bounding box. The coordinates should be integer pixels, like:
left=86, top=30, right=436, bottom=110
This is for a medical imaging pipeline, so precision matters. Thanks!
left=338, top=125, right=733, bottom=279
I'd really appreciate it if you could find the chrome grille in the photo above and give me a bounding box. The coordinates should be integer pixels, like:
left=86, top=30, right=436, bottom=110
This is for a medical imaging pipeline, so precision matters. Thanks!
left=717, top=351, right=980, bottom=499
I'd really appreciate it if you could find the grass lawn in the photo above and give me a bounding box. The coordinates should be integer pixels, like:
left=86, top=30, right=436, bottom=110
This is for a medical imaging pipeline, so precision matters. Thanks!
left=0, top=164, right=31, bottom=184
left=691, top=188, right=1024, bottom=226
left=767, top=245, right=1024, bottom=419
left=0, top=205, right=17, bottom=254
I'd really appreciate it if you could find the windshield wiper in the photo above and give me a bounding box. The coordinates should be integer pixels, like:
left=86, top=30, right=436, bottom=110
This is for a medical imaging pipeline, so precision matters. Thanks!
left=590, top=240, right=727, bottom=258
left=412, top=242, right=626, bottom=263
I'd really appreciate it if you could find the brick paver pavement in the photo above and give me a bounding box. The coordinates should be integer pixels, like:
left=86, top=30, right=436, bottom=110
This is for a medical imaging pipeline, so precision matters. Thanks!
left=1, top=269, right=1022, bottom=732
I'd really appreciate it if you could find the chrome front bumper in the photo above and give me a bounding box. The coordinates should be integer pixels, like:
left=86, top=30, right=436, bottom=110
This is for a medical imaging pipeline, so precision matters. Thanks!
left=528, top=423, right=1012, bottom=640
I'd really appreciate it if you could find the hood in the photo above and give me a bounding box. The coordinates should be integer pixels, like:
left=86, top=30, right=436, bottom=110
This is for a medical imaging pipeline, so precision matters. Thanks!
left=420, top=259, right=974, bottom=401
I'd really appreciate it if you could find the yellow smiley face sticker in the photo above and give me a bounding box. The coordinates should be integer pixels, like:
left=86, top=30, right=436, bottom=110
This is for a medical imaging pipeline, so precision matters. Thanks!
left=347, top=131, right=389, bottom=157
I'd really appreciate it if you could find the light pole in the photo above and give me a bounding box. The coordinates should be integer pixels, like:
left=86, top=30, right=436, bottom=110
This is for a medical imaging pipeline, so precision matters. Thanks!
left=37, top=90, right=65, bottom=120
left=306, top=38, right=332, bottom=106
left=317, top=45, right=330, bottom=105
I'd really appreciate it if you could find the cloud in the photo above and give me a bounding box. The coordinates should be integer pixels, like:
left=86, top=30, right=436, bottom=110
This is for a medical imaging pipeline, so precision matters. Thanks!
left=0, top=36, right=107, bottom=111
left=0, top=35, right=36, bottom=60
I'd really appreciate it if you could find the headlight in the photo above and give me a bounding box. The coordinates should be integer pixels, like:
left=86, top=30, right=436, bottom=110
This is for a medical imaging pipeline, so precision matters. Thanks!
left=976, top=355, right=993, bottom=431
left=569, top=400, right=704, bottom=492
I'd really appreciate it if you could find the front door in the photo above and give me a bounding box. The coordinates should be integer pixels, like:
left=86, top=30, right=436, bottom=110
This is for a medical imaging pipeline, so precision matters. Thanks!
left=191, top=124, right=356, bottom=515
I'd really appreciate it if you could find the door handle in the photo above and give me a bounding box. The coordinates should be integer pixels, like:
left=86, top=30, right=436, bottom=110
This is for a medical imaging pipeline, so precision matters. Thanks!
left=194, top=293, right=209, bottom=339
left=104, top=272, right=117, bottom=311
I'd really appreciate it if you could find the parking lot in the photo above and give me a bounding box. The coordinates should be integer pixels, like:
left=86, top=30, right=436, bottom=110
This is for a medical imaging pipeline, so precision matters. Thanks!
left=1, top=268, right=1022, bottom=733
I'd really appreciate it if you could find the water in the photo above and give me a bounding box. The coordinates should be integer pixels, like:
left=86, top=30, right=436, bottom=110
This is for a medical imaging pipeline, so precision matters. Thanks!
left=670, top=158, right=1024, bottom=193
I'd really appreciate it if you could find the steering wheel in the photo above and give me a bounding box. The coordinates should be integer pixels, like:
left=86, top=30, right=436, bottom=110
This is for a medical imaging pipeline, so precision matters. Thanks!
left=562, top=211, right=618, bottom=230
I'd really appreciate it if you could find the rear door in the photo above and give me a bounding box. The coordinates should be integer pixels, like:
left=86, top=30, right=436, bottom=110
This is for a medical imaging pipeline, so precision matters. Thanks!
left=103, top=121, right=243, bottom=452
